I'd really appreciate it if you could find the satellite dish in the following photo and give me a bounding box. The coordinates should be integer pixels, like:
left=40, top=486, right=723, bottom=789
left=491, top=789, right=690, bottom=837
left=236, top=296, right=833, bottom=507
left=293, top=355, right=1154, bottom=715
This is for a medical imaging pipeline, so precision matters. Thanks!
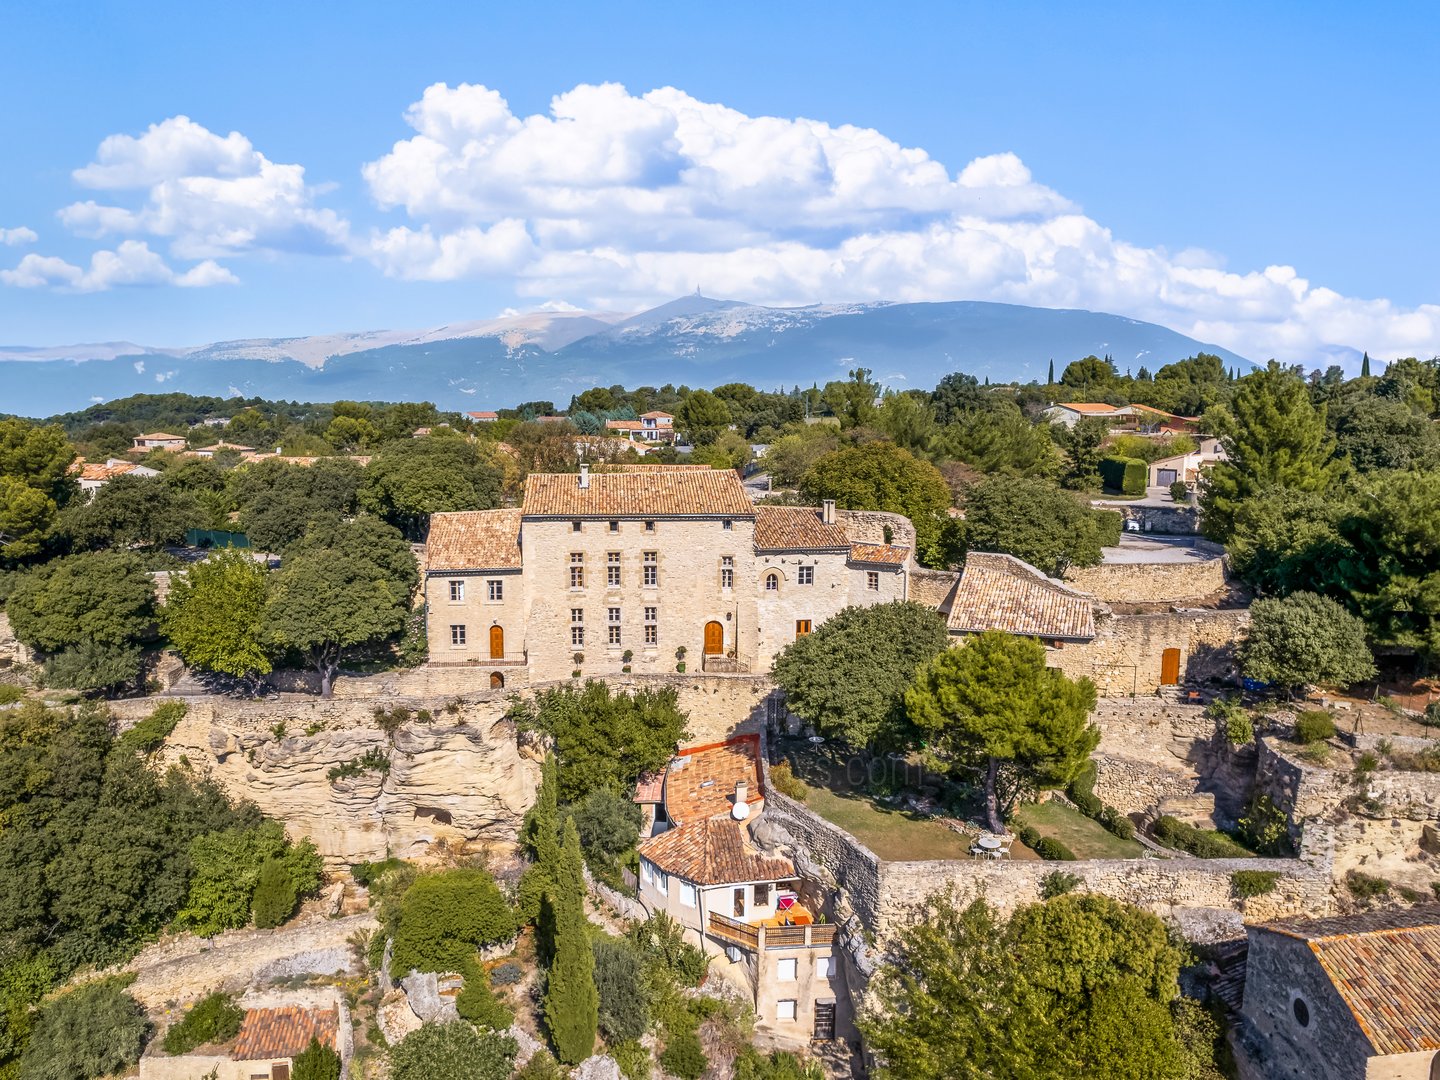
left=731, top=801, right=750, bottom=821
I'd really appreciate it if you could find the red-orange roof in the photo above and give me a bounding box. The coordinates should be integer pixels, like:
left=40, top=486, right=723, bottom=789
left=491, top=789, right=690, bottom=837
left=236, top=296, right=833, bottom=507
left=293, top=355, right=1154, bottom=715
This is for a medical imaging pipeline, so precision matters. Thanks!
left=523, top=469, right=753, bottom=518
left=230, top=1006, right=338, bottom=1061
left=426, top=509, right=523, bottom=571
left=1056, top=403, right=1126, bottom=414
left=848, top=543, right=909, bottom=566
left=947, top=552, right=1095, bottom=640
left=639, top=818, right=794, bottom=885
left=663, top=735, right=764, bottom=826
left=752, top=506, right=849, bottom=551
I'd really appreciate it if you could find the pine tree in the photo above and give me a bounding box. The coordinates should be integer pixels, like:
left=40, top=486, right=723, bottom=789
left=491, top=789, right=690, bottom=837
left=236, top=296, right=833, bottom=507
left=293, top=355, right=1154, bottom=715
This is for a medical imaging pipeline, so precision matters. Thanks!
left=251, top=856, right=298, bottom=929
left=544, top=819, right=599, bottom=1064
left=1200, top=361, right=1343, bottom=540
left=1361, top=351, right=1371, bottom=378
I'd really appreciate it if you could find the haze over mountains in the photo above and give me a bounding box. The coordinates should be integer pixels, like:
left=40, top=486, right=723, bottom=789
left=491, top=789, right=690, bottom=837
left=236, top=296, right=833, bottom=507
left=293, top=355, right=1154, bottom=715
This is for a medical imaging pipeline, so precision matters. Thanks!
left=0, top=297, right=1252, bottom=418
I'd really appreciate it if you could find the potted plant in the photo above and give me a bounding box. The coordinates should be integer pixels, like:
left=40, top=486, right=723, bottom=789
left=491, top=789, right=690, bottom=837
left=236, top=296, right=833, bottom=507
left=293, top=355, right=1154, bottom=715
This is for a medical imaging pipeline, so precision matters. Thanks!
left=676, top=645, right=687, bottom=674
left=572, top=652, right=584, bottom=679
left=622, top=649, right=633, bottom=674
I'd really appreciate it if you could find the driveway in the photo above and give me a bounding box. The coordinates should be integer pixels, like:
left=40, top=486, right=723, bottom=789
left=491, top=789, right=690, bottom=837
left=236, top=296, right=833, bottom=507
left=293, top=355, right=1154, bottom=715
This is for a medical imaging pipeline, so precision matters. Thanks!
left=1100, top=535, right=1217, bottom=564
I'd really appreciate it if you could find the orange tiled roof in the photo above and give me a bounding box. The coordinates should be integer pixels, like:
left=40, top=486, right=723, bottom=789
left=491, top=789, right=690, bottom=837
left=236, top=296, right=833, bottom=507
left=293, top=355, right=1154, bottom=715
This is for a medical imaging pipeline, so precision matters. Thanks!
left=663, top=734, right=764, bottom=826
left=1056, top=403, right=1126, bottom=414
left=639, top=818, right=795, bottom=886
left=640, top=411, right=674, bottom=420
left=752, top=506, right=849, bottom=551
left=848, top=543, right=909, bottom=566
left=426, top=509, right=523, bottom=571
left=1256, top=909, right=1440, bottom=1055
left=947, top=552, right=1095, bottom=640
left=633, top=771, right=666, bottom=803
left=78, top=461, right=142, bottom=481
left=523, top=469, right=753, bottom=518
left=135, top=432, right=185, bottom=441
left=467, top=411, right=499, bottom=420
left=230, top=1005, right=338, bottom=1061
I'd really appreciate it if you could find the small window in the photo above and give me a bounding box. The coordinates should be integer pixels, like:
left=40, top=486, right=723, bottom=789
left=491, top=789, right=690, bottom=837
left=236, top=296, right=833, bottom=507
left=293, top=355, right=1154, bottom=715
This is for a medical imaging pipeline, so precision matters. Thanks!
left=643, top=551, right=658, bottom=587
left=796, top=620, right=812, bottom=637
left=754, top=882, right=770, bottom=906
left=570, top=552, right=584, bottom=589
left=867, top=571, right=879, bottom=592
left=798, top=565, right=814, bottom=586
left=607, top=552, right=621, bottom=587
left=765, top=572, right=780, bottom=591
left=450, top=625, right=467, bottom=646
left=776, top=1000, right=796, bottom=1021
left=488, top=579, right=503, bottom=601
left=448, top=580, right=464, bottom=602
left=777, top=958, right=797, bottom=981
left=609, top=625, right=622, bottom=645
left=572, top=520, right=582, bottom=532
left=816, top=954, right=835, bottom=978
left=644, top=606, right=657, bottom=623
left=571, top=626, right=584, bottom=647
left=1293, top=997, right=1310, bottom=1028
left=680, top=881, right=697, bottom=907
left=655, top=869, right=668, bottom=896
left=645, top=624, right=657, bottom=645
left=722, top=519, right=733, bottom=531
left=721, top=567, right=733, bottom=589
left=645, top=520, right=655, bottom=532
left=608, top=607, right=621, bottom=623
left=609, top=520, right=620, bottom=532
left=571, top=607, right=584, bottom=624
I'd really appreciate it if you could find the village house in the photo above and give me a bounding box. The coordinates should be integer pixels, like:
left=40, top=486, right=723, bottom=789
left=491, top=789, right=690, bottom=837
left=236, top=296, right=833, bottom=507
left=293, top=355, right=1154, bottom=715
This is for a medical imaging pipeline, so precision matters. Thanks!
left=466, top=410, right=499, bottom=422
left=1232, top=908, right=1440, bottom=1080
left=183, top=441, right=256, bottom=459
left=421, top=465, right=912, bottom=685
left=635, top=735, right=845, bottom=1047
left=140, top=994, right=350, bottom=1080
left=604, top=410, right=677, bottom=444
left=74, top=458, right=160, bottom=494
left=1043, top=402, right=1200, bottom=434
left=132, top=431, right=188, bottom=451
left=1147, top=435, right=1226, bottom=490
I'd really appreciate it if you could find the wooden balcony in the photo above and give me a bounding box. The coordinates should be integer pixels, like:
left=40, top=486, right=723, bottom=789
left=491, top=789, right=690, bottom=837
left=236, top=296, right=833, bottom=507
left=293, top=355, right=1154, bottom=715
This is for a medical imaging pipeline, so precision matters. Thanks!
left=708, top=912, right=835, bottom=952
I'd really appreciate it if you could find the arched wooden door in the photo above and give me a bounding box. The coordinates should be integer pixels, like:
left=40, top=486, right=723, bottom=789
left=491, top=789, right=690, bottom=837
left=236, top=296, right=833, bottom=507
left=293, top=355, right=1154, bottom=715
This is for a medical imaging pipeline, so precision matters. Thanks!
left=489, top=625, right=505, bottom=659
left=490, top=671, right=505, bottom=690
left=704, top=621, right=724, bottom=655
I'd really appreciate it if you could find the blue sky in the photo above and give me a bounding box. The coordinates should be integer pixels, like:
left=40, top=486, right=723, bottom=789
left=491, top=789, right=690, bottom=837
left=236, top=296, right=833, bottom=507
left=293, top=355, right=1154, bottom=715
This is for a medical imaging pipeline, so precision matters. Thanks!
left=1, top=0, right=1436, bottom=366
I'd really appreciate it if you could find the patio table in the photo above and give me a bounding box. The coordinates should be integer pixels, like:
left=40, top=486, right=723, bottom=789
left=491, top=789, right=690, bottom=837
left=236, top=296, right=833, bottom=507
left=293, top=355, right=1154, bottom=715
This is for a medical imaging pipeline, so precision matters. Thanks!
left=977, top=835, right=1003, bottom=852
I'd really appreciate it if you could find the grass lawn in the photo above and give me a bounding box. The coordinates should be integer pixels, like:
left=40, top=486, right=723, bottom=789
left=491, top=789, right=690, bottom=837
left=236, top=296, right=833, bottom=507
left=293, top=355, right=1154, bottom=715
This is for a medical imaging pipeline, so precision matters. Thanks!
left=1014, top=800, right=1144, bottom=860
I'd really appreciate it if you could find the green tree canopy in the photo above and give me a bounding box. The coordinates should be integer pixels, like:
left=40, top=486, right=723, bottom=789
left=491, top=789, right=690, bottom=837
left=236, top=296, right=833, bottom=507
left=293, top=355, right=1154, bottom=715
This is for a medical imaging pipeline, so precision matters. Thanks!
left=388, top=1020, right=517, bottom=1080
left=1332, top=395, right=1440, bottom=472
left=943, top=405, right=1058, bottom=478
left=1201, top=361, right=1344, bottom=540
left=292, top=1036, right=343, bottom=1080
left=162, top=548, right=272, bottom=684
left=17, top=979, right=148, bottom=1080
left=772, top=601, right=951, bottom=751
left=177, top=820, right=321, bottom=938
left=860, top=892, right=1213, bottom=1080
left=234, top=458, right=364, bottom=552
left=1059, top=356, right=1118, bottom=395
left=907, top=632, right=1098, bottom=833
left=390, top=868, right=518, bottom=974
left=544, top=819, right=599, bottom=1064
left=1240, top=592, right=1377, bottom=692
left=676, top=389, right=733, bottom=446
left=360, top=437, right=503, bottom=539
left=962, top=476, right=1109, bottom=577
left=264, top=515, right=417, bottom=696
left=59, top=474, right=202, bottom=551
left=801, top=442, right=956, bottom=566
left=1056, top=416, right=1110, bottom=490
left=0, top=420, right=76, bottom=562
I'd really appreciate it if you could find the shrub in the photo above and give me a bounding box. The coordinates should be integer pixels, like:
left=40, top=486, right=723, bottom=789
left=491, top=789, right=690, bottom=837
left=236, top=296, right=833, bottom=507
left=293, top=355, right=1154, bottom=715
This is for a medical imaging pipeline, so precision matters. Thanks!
left=1018, top=825, right=1042, bottom=849
left=1207, top=698, right=1254, bottom=746
left=734, top=1048, right=825, bottom=1080
left=1169, top=480, right=1189, bottom=503
left=351, top=857, right=409, bottom=889
left=1422, top=701, right=1440, bottom=728
left=515, top=1052, right=565, bottom=1080
left=117, top=699, right=188, bottom=753
left=1293, top=710, right=1337, bottom=745
left=1355, top=751, right=1380, bottom=776
left=388, top=1020, right=517, bottom=1080
left=1040, top=870, right=1083, bottom=899
left=455, top=960, right=513, bottom=1031
left=390, top=869, right=518, bottom=974
left=1098, top=806, right=1136, bottom=841
left=1093, top=509, right=1123, bottom=548
left=20, top=979, right=149, bottom=1080
left=292, top=1036, right=343, bottom=1080
left=489, top=961, right=523, bottom=986
left=1236, top=795, right=1290, bottom=856
left=659, top=1029, right=708, bottom=1080
left=1033, top=836, right=1076, bottom=861
left=1346, top=870, right=1391, bottom=901
left=627, top=914, right=709, bottom=987
left=1152, top=815, right=1252, bottom=859
left=592, top=937, right=651, bottom=1043
left=769, top=760, right=807, bottom=801
left=252, top=856, right=299, bottom=929
left=1098, top=456, right=1147, bottom=495
left=1231, top=870, right=1280, bottom=899
left=566, top=789, right=643, bottom=868
left=610, top=1041, right=653, bottom=1080
left=328, top=746, right=391, bottom=781
left=0, top=683, right=23, bottom=704
left=163, top=991, right=245, bottom=1054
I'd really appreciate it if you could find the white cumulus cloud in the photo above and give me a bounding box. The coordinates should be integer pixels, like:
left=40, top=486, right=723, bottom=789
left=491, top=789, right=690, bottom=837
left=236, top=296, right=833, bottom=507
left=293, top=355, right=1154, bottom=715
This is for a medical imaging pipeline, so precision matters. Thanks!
left=0, top=227, right=38, bottom=246
left=358, top=81, right=1440, bottom=363
left=0, top=240, right=238, bottom=293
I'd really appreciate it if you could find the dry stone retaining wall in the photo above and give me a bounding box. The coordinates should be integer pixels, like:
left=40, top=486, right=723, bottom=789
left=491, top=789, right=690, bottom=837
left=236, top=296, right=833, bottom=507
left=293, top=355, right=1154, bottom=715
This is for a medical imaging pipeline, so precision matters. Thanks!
left=1063, top=552, right=1228, bottom=604
left=1049, top=608, right=1248, bottom=697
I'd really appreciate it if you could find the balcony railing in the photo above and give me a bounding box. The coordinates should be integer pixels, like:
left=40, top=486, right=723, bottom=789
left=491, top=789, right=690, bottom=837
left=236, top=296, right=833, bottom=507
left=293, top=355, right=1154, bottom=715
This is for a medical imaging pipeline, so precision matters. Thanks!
left=708, top=913, right=835, bottom=951
left=702, top=653, right=753, bottom=674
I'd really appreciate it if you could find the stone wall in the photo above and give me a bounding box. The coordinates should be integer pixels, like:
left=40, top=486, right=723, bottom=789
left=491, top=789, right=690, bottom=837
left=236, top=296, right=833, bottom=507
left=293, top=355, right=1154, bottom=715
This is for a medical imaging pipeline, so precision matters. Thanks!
left=1094, top=501, right=1201, bottom=535
left=836, top=509, right=917, bottom=550
left=111, top=694, right=538, bottom=866
left=0, top=612, right=30, bottom=669
left=1063, top=552, right=1228, bottom=604
left=907, top=566, right=959, bottom=611
left=1049, top=608, right=1248, bottom=697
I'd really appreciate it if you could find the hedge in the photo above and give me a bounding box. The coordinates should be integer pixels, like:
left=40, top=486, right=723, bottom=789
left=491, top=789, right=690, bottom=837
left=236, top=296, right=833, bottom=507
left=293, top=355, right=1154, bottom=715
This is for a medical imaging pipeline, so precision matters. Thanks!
left=1093, top=509, right=1123, bottom=548
left=1231, top=870, right=1280, bottom=899
left=1099, top=456, right=1148, bottom=495
left=1152, top=815, right=1253, bottom=859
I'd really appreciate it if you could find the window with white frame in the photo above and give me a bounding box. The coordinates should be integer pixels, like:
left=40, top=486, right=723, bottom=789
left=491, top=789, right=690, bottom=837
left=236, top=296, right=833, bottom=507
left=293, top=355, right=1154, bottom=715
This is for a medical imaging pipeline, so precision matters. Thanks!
left=680, top=881, right=697, bottom=907
left=488, top=579, right=503, bottom=601
left=569, top=552, right=584, bottom=589
left=571, top=609, right=584, bottom=648
left=798, top=565, right=814, bottom=586
left=867, top=571, right=880, bottom=591
left=654, top=868, right=668, bottom=895
left=643, top=551, right=658, bottom=586
left=608, top=607, right=621, bottom=646
left=607, top=551, right=621, bottom=587
left=450, top=625, right=467, bottom=646
left=765, top=572, right=779, bottom=592
left=776, top=1000, right=796, bottom=1021
left=777, top=958, right=797, bottom=981
left=720, top=555, right=734, bottom=590
left=644, top=607, right=657, bottom=645
left=816, top=954, right=835, bottom=978
left=448, top=580, right=464, bottom=602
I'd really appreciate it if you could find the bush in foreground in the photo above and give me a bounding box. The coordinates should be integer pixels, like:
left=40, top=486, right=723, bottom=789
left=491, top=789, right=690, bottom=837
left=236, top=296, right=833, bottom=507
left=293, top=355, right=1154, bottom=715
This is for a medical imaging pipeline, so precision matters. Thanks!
left=19, top=980, right=148, bottom=1080
left=388, top=1020, right=516, bottom=1080
left=162, top=991, right=244, bottom=1054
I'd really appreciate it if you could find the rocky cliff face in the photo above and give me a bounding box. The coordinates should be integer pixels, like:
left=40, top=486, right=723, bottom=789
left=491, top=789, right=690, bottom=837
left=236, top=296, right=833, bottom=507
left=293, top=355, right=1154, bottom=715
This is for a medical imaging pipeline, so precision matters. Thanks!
left=131, top=697, right=538, bottom=865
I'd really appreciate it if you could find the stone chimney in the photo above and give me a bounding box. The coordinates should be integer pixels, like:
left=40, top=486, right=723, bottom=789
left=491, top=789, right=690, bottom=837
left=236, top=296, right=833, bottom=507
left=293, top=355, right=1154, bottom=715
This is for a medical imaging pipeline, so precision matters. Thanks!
left=821, top=499, right=836, bottom=525
left=579, top=463, right=590, bottom=489
left=734, top=779, right=748, bottom=805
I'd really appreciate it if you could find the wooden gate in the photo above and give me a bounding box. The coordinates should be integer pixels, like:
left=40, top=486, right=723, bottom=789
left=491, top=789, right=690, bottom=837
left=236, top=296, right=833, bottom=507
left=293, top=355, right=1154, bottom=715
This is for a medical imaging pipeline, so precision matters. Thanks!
left=489, top=625, right=505, bottom=659
left=704, top=621, right=724, bottom=655
left=1160, top=647, right=1181, bottom=685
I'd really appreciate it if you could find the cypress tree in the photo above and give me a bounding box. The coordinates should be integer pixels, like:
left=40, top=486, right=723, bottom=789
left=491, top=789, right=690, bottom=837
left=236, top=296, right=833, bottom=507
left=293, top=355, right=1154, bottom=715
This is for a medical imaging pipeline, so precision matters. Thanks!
left=252, top=857, right=298, bottom=929
left=544, top=819, right=599, bottom=1064
left=519, top=753, right=561, bottom=929
left=1047, top=359, right=1054, bottom=385
left=1361, top=351, right=1371, bottom=378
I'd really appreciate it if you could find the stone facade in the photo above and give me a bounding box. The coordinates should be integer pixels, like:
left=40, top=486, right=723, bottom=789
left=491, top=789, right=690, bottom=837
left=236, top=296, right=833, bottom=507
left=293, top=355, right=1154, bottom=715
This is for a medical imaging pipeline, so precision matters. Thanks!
left=1094, top=500, right=1202, bottom=535
left=1062, top=546, right=1228, bottom=604
left=1048, top=608, right=1248, bottom=697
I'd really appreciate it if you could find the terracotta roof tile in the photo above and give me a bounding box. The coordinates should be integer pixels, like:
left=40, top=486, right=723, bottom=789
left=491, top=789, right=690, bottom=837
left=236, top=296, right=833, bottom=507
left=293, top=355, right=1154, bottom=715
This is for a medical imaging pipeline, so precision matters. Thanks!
left=1055, top=403, right=1127, bottom=415
left=947, top=552, right=1095, bottom=640
left=79, top=461, right=143, bottom=481
left=523, top=470, right=753, bottom=518
left=633, top=772, right=666, bottom=803
left=1255, top=908, right=1440, bottom=1055
left=639, top=819, right=795, bottom=886
left=848, top=543, right=910, bottom=566
left=231, top=1005, right=338, bottom=1061
left=752, top=507, right=850, bottom=551
left=663, top=735, right=764, bottom=825
left=134, top=432, right=185, bottom=441
left=425, top=509, right=523, bottom=571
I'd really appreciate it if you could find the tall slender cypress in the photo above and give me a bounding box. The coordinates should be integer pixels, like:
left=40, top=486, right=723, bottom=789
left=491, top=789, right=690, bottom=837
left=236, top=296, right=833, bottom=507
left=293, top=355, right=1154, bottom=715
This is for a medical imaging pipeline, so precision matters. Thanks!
left=544, top=819, right=599, bottom=1064
left=1047, top=359, right=1054, bottom=385
left=1361, top=351, right=1371, bottom=378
